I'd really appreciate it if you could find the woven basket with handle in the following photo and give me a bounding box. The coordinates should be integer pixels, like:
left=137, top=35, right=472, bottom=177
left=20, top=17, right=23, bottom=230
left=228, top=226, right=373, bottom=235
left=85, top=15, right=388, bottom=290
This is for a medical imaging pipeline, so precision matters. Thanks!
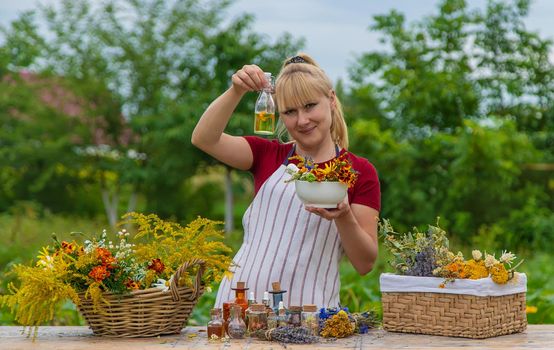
left=78, top=258, right=205, bottom=337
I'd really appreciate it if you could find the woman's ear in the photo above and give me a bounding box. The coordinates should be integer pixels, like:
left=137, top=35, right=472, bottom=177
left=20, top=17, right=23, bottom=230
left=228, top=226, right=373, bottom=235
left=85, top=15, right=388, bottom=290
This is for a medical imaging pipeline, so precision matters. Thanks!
left=329, top=89, right=337, bottom=109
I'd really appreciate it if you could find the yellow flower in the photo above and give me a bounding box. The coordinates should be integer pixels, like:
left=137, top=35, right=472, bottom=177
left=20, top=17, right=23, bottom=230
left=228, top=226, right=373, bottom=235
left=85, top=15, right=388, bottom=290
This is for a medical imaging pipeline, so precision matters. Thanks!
left=224, top=271, right=234, bottom=281
left=36, top=247, right=55, bottom=270
left=321, top=310, right=355, bottom=338
left=526, top=306, right=538, bottom=314
left=464, top=259, right=489, bottom=279
left=490, top=263, right=509, bottom=284
left=320, top=163, right=336, bottom=177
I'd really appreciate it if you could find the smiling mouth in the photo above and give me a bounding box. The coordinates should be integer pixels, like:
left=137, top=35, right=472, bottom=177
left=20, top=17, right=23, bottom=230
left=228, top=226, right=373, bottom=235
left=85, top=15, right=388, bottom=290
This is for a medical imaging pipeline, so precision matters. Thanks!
left=298, top=126, right=316, bottom=134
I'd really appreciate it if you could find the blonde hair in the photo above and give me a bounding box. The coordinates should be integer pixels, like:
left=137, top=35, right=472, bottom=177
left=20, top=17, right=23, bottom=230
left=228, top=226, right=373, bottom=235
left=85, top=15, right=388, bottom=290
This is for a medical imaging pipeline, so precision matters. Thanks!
left=274, top=53, right=349, bottom=149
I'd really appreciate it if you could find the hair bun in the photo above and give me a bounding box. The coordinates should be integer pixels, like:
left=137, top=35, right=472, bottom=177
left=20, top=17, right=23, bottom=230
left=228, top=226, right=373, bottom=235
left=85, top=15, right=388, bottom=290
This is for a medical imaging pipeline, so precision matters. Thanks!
left=285, top=55, right=308, bottom=65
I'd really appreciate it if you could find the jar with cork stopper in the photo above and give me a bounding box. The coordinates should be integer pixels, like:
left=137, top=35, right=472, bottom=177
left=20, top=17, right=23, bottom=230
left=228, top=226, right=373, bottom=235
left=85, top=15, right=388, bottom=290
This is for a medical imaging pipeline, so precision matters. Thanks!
left=268, top=281, right=286, bottom=313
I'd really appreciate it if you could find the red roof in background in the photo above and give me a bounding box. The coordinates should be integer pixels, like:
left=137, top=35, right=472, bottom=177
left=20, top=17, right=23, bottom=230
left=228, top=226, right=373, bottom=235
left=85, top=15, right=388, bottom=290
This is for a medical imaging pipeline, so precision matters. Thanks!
left=5, top=70, right=136, bottom=147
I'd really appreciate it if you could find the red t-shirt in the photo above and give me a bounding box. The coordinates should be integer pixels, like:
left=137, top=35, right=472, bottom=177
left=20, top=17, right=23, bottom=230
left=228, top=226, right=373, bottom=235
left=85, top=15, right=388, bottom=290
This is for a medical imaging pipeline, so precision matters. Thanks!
left=244, top=136, right=381, bottom=211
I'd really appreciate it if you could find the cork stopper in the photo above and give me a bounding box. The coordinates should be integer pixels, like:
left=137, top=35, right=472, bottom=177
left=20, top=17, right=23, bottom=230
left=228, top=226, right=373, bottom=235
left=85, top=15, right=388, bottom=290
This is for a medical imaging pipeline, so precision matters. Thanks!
left=251, top=304, right=266, bottom=312
left=302, top=304, right=317, bottom=312
left=231, top=281, right=249, bottom=290
left=271, top=282, right=281, bottom=291
left=289, top=305, right=302, bottom=312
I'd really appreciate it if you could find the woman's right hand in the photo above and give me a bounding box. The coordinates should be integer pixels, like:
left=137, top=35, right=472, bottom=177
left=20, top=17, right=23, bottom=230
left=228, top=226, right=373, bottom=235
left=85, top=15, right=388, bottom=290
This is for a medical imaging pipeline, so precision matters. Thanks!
left=231, top=65, right=270, bottom=94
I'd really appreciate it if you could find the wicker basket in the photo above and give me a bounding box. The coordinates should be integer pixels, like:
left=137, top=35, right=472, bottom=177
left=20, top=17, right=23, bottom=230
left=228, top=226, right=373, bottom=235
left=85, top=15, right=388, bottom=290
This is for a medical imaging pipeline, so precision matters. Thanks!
left=380, top=273, right=527, bottom=339
left=78, top=258, right=205, bottom=337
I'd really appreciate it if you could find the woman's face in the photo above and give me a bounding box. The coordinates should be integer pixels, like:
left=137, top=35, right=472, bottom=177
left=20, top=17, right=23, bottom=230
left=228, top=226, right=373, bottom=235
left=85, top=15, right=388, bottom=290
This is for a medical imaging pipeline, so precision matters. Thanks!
left=279, top=91, right=335, bottom=150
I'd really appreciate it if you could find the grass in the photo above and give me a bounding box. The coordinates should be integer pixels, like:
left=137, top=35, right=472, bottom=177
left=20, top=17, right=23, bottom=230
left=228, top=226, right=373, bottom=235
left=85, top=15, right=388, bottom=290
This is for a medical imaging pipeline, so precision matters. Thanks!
left=1, top=213, right=553, bottom=327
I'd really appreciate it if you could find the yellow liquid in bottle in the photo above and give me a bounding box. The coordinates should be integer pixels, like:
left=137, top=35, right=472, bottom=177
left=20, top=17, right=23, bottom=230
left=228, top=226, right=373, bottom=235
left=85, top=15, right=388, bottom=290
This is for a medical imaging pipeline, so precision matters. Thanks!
left=254, top=112, right=275, bottom=135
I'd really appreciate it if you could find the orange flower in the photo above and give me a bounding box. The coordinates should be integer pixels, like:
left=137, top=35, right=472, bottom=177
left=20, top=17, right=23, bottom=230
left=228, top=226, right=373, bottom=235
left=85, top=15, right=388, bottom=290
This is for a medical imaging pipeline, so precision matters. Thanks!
left=89, top=265, right=110, bottom=282
left=125, top=280, right=140, bottom=290
left=96, top=247, right=115, bottom=266
left=148, top=258, right=165, bottom=274
left=445, top=261, right=466, bottom=278
left=61, top=241, right=76, bottom=254
left=102, top=255, right=117, bottom=269
left=96, top=247, right=111, bottom=259
left=313, top=168, right=326, bottom=181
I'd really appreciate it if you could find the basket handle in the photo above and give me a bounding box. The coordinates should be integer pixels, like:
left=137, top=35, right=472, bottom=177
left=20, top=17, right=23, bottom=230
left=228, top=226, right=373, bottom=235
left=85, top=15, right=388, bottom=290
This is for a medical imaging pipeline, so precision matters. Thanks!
left=169, top=258, right=206, bottom=302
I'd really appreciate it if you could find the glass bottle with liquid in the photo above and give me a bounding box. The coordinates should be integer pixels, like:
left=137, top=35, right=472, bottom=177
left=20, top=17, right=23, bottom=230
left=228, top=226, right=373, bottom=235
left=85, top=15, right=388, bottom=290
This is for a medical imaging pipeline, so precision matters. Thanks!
left=207, top=308, right=224, bottom=340
left=254, top=72, right=275, bottom=135
left=227, top=304, right=247, bottom=339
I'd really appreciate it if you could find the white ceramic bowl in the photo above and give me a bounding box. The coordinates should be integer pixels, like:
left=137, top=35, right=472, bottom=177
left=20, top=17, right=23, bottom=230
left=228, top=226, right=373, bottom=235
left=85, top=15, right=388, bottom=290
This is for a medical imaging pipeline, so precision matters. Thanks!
left=294, top=180, right=348, bottom=208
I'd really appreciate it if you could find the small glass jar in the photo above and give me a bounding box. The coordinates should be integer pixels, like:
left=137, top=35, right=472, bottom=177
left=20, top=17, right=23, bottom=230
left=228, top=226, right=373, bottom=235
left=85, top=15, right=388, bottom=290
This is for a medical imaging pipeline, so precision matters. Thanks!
left=222, top=301, right=234, bottom=334
left=277, top=301, right=288, bottom=327
left=301, top=304, right=320, bottom=336
left=247, top=304, right=268, bottom=334
left=227, top=304, right=246, bottom=338
left=267, top=311, right=278, bottom=329
left=207, top=308, right=224, bottom=340
left=262, top=291, right=272, bottom=312
left=231, top=281, right=249, bottom=321
left=287, top=305, right=302, bottom=327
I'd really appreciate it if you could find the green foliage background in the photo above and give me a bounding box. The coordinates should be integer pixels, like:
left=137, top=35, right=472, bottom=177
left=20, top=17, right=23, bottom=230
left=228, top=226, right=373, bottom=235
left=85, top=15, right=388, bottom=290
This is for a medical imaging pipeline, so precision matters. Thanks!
left=0, top=0, right=552, bottom=325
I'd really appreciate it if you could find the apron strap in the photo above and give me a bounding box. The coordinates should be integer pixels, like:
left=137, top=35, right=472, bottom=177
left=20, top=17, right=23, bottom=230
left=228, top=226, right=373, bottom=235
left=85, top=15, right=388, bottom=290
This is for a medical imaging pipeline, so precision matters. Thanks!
left=282, top=144, right=341, bottom=165
left=282, top=144, right=297, bottom=165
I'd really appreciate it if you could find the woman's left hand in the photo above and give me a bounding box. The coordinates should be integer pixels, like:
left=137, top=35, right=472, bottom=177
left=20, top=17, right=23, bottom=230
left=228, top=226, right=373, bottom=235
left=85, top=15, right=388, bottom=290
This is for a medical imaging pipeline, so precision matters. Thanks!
left=305, top=197, right=350, bottom=221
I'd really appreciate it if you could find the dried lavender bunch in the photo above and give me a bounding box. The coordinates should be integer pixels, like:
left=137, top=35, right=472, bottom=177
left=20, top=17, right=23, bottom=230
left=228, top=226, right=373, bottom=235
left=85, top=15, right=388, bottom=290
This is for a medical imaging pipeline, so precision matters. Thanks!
left=405, top=238, right=437, bottom=276
left=252, top=326, right=318, bottom=344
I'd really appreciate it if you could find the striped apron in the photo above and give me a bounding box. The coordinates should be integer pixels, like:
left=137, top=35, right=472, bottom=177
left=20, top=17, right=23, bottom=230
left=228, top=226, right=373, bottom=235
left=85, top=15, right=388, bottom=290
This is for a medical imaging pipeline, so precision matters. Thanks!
left=215, top=146, right=343, bottom=308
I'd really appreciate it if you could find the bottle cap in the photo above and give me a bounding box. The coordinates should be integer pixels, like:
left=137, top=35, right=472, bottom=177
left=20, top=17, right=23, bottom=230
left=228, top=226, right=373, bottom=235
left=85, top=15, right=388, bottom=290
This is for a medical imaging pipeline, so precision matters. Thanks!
left=269, top=281, right=286, bottom=293
left=289, top=305, right=302, bottom=312
left=251, top=304, right=266, bottom=312
left=232, top=281, right=248, bottom=290
left=263, top=72, right=274, bottom=89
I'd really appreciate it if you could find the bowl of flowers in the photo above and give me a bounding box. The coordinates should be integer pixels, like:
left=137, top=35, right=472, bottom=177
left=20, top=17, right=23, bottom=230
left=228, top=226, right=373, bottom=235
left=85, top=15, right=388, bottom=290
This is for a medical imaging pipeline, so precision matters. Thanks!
left=379, top=219, right=527, bottom=339
left=1, top=212, right=234, bottom=338
left=285, top=153, right=358, bottom=208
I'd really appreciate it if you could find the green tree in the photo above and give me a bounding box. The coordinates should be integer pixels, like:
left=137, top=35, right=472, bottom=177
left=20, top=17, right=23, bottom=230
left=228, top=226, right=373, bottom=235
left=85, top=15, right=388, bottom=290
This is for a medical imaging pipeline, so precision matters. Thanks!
left=348, top=0, right=553, bottom=250
left=0, top=0, right=303, bottom=227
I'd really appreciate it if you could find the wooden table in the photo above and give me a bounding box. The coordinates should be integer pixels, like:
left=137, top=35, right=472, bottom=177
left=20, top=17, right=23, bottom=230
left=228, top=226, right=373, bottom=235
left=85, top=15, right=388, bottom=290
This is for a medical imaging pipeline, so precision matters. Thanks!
left=0, top=325, right=552, bottom=349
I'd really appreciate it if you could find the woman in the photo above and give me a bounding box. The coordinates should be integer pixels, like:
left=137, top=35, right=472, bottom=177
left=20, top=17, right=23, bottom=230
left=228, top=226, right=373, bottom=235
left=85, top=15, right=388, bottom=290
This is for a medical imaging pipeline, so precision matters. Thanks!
left=191, top=53, right=380, bottom=308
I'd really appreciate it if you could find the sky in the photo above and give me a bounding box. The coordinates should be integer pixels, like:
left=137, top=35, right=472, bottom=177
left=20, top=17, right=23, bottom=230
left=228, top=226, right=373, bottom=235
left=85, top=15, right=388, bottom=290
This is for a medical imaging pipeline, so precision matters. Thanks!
left=1, top=0, right=554, bottom=85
